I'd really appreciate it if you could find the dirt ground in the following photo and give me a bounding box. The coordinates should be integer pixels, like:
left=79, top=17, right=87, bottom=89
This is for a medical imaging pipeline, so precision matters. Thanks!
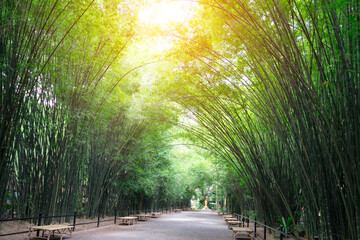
left=0, top=216, right=116, bottom=240
left=246, top=221, right=276, bottom=240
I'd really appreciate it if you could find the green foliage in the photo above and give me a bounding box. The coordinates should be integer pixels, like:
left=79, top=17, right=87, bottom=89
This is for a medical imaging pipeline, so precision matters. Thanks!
left=278, top=216, right=292, bottom=234
left=0, top=0, right=185, bottom=219
left=151, top=0, right=360, bottom=239
left=2, top=1, right=360, bottom=240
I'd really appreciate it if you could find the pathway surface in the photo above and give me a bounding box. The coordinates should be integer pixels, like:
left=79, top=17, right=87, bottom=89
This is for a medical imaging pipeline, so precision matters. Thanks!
left=71, top=210, right=233, bottom=240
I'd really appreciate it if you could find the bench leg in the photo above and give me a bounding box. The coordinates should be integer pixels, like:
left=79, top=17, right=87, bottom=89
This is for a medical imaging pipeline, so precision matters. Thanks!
left=28, top=229, right=33, bottom=240
left=59, top=229, right=65, bottom=240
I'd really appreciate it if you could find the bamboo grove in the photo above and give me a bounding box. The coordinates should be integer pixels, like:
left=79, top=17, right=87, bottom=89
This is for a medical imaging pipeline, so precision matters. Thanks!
left=0, top=0, right=194, bottom=221
left=1, top=0, right=360, bottom=239
left=154, top=0, right=359, bottom=239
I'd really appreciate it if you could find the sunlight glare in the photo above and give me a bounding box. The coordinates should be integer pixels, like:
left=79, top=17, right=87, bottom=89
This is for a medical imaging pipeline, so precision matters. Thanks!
left=139, top=1, right=194, bottom=26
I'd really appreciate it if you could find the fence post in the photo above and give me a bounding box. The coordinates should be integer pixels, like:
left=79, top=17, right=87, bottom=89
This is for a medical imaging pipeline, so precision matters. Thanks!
left=254, top=217, right=257, bottom=237
left=73, top=211, right=77, bottom=232
left=36, top=212, right=42, bottom=237
left=114, top=210, right=117, bottom=224
left=264, top=221, right=267, bottom=240
left=242, top=216, right=245, bottom=227
left=97, top=211, right=100, bottom=227
left=127, top=206, right=130, bottom=216
left=247, top=217, right=249, bottom=227
left=280, top=226, right=284, bottom=240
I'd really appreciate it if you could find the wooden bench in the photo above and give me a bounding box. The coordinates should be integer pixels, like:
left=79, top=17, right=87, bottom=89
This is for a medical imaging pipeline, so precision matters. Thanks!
left=118, top=216, right=138, bottom=225
left=225, top=217, right=238, bottom=223
left=223, top=214, right=233, bottom=219
left=234, top=231, right=254, bottom=240
left=174, top=209, right=182, bottom=213
left=28, top=224, right=73, bottom=240
left=232, top=227, right=254, bottom=239
left=137, top=214, right=151, bottom=221
left=227, top=220, right=242, bottom=229
left=151, top=212, right=161, bottom=218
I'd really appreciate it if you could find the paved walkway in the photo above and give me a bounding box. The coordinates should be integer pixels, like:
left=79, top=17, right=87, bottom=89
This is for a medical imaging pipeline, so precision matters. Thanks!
left=72, top=210, right=233, bottom=240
